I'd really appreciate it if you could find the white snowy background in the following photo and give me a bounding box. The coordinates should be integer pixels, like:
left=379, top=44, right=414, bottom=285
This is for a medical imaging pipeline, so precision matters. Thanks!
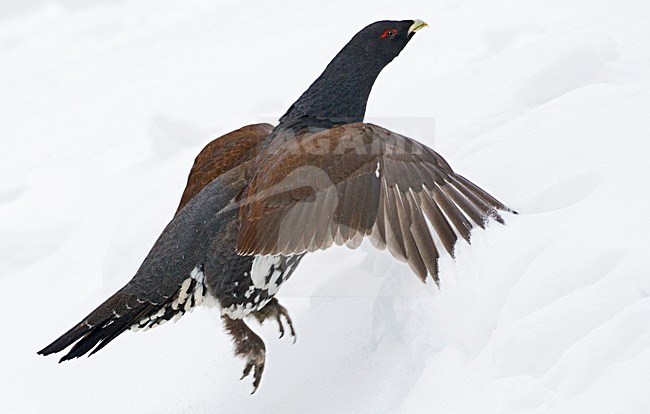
left=2, top=0, right=650, bottom=412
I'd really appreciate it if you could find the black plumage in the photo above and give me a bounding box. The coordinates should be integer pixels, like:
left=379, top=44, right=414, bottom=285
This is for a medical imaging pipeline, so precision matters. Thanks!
left=39, top=19, right=514, bottom=393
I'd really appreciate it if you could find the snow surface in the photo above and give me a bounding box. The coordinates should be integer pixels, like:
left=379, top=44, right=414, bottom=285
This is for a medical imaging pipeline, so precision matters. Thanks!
left=2, top=1, right=650, bottom=413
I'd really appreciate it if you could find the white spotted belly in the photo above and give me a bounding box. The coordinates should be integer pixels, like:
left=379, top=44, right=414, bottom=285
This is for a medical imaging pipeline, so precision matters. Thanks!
left=220, top=254, right=303, bottom=319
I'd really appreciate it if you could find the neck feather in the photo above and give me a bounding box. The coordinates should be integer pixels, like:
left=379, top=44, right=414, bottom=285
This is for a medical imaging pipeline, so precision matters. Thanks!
left=278, top=46, right=384, bottom=130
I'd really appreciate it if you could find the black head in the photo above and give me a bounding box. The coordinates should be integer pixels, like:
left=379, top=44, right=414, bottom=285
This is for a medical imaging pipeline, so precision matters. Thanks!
left=346, top=20, right=428, bottom=68
left=278, top=19, right=428, bottom=131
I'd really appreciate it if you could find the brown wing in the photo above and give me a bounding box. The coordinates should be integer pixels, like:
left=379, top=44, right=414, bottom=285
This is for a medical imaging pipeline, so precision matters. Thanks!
left=237, top=122, right=514, bottom=283
left=176, top=123, right=273, bottom=212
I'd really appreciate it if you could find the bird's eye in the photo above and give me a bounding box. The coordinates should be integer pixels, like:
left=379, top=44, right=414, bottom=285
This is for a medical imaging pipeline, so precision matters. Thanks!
left=379, top=29, right=398, bottom=39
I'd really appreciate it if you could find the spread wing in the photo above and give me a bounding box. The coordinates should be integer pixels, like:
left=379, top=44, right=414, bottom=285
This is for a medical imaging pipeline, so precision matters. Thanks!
left=237, top=122, right=514, bottom=283
left=177, top=123, right=273, bottom=212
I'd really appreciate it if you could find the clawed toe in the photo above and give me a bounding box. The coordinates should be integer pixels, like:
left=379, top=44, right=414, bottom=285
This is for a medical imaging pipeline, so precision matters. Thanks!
left=275, top=305, right=296, bottom=342
left=223, top=316, right=267, bottom=393
left=222, top=300, right=296, bottom=393
left=253, top=298, right=297, bottom=343
left=240, top=350, right=265, bottom=393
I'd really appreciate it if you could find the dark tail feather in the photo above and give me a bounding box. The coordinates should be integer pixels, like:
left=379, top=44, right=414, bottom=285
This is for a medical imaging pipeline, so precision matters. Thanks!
left=38, top=291, right=157, bottom=362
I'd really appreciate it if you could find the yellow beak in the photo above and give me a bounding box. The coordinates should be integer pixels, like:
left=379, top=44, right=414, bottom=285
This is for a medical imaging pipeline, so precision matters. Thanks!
left=408, top=19, right=428, bottom=35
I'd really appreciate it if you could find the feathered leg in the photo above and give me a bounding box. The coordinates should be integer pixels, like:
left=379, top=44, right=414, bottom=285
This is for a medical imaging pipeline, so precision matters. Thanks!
left=222, top=316, right=266, bottom=393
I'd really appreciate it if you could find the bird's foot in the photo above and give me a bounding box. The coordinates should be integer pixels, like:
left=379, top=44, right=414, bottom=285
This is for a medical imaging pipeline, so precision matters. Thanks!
left=252, top=298, right=297, bottom=342
left=222, top=316, right=266, bottom=394
left=240, top=346, right=265, bottom=394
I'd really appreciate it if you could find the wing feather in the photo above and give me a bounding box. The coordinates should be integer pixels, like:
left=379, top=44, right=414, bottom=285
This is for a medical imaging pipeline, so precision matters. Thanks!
left=406, top=190, right=440, bottom=282
left=177, top=123, right=272, bottom=212
left=419, top=187, right=457, bottom=257
left=237, top=122, right=513, bottom=283
left=428, top=184, right=473, bottom=243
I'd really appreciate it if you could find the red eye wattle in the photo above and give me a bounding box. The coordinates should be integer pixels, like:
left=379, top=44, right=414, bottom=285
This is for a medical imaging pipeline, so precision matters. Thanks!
left=379, top=29, right=398, bottom=39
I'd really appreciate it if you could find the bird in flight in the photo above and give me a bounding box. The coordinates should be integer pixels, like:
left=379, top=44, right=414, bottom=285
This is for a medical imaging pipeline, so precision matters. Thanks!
left=39, top=19, right=514, bottom=393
